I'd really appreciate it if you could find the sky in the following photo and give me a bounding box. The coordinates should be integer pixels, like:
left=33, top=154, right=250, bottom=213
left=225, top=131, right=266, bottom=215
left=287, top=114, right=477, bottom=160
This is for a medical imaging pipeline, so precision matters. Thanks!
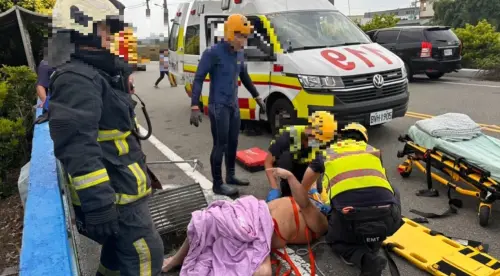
left=121, top=0, right=417, bottom=38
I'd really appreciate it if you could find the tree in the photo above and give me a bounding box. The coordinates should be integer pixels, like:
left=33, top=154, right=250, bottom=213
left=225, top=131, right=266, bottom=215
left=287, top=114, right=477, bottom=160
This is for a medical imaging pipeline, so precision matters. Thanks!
left=433, top=0, right=500, bottom=30
left=360, top=14, right=400, bottom=32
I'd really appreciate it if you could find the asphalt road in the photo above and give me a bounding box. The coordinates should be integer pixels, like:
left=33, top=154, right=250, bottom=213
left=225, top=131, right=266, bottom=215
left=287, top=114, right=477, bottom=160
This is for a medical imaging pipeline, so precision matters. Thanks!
left=78, top=62, right=500, bottom=276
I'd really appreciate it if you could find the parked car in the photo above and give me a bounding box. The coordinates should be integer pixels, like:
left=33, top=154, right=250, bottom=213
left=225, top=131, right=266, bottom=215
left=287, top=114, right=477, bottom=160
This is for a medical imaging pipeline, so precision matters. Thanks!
left=367, top=26, right=462, bottom=81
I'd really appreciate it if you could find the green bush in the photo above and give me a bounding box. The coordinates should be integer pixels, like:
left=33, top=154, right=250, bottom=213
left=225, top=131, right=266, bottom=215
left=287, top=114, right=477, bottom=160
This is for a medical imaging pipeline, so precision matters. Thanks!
left=358, top=14, right=401, bottom=32
left=0, top=65, right=37, bottom=194
left=453, top=19, right=500, bottom=69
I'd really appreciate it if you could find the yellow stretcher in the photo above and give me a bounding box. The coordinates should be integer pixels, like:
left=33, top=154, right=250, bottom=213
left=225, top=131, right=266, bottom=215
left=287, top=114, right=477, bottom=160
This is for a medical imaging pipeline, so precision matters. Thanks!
left=383, top=218, right=500, bottom=276
left=396, top=135, right=500, bottom=227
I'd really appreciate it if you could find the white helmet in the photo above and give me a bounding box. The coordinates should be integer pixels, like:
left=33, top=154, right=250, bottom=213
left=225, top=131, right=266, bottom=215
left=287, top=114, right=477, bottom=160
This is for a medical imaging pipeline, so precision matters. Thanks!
left=51, top=0, right=124, bottom=35
left=48, top=0, right=126, bottom=67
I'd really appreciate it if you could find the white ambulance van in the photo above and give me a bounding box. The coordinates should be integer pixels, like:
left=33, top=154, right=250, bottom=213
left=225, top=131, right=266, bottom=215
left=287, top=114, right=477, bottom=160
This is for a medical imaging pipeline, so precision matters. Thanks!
left=168, top=0, right=409, bottom=133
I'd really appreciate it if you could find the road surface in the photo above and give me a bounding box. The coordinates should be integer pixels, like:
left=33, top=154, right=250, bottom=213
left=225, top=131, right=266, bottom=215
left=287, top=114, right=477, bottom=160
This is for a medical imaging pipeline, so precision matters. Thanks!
left=78, top=62, right=500, bottom=276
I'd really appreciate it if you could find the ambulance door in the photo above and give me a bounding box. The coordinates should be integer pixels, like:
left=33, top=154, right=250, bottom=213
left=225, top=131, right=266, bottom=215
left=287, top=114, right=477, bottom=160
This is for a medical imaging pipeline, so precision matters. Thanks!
left=182, top=2, right=204, bottom=98
left=167, top=3, right=190, bottom=87
left=241, top=15, right=274, bottom=121
left=201, top=14, right=274, bottom=121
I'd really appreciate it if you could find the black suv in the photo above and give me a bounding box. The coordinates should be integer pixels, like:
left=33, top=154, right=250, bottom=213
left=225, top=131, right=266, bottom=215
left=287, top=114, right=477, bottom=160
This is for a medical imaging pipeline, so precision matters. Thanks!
left=367, top=26, right=462, bottom=81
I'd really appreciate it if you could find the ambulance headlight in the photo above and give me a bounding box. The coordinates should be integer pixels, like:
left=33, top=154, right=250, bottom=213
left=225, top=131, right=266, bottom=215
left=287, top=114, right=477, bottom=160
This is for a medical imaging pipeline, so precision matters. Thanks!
left=298, top=75, right=344, bottom=89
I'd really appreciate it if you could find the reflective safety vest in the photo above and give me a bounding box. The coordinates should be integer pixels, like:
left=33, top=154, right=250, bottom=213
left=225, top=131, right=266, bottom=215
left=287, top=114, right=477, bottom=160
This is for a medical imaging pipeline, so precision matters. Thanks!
left=279, top=125, right=319, bottom=164
left=320, top=139, right=394, bottom=205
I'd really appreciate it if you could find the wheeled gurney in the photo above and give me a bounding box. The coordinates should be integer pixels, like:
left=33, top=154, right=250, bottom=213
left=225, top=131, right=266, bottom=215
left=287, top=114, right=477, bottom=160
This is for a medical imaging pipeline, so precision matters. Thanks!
left=397, top=125, right=500, bottom=227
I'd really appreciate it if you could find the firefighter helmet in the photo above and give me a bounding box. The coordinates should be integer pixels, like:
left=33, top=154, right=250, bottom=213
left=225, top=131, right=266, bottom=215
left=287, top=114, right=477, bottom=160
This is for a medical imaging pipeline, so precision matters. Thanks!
left=224, top=14, right=253, bottom=41
left=308, top=111, right=337, bottom=144
left=341, top=123, right=368, bottom=142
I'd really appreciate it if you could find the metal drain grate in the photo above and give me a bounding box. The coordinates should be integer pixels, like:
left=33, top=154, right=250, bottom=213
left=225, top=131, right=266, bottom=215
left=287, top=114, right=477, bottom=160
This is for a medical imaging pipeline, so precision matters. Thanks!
left=148, top=183, right=208, bottom=236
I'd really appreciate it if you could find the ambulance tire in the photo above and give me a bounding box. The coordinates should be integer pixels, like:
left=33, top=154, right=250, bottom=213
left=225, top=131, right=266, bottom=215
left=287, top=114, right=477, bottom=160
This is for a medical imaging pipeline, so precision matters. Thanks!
left=269, top=98, right=296, bottom=135
left=478, top=205, right=491, bottom=227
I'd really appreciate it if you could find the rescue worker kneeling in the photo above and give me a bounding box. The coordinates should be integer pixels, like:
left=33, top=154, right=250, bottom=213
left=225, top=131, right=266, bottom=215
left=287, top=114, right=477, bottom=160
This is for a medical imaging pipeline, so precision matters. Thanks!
left=48, top=1, right=163, bottom=275
left=265, top=111, right=336, bottom=202
left=302, top=123, right=403, bottom=276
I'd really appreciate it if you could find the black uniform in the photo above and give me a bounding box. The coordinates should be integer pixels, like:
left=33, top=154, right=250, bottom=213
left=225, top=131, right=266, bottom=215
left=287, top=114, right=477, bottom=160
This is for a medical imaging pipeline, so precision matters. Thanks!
left=48, top=49, right=163, bottom=276
left=269, top=125, right=323, bottom=197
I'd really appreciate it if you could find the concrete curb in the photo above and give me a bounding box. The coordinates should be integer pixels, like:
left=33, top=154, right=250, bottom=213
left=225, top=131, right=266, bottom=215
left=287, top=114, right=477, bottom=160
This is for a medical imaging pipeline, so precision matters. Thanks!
left=447, top=68, right=488, bottom=79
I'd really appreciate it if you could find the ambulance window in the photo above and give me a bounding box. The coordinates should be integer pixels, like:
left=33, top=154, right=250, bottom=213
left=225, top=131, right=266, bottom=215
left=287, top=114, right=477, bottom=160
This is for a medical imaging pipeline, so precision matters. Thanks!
left=169, top=23, right=180, bottom=51
left=244, top=17, right=272, bottom=59
left=185, top=25, right=200, bottom=55
left=205, top=18, right=226, bottom=47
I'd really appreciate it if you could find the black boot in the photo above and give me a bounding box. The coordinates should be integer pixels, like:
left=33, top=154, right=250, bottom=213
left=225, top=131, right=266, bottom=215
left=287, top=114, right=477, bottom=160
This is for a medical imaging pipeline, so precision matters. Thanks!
left=359, top=253, right=387, bottom=276
left=213, top=184, right=239, bottom=196
left=226, top=175, right=250, bottom=186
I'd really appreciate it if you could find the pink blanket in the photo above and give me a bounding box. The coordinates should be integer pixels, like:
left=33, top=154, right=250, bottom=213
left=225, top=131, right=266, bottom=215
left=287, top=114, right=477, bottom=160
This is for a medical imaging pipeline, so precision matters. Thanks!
left=180, top=195, right=274, bottom=276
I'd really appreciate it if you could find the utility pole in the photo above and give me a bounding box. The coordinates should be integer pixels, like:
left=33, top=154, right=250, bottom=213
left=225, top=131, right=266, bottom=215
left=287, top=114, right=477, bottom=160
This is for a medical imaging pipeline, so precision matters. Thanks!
left=163, top=0, right=170, bottom=37
left=145, top=0, right=151, bottom=17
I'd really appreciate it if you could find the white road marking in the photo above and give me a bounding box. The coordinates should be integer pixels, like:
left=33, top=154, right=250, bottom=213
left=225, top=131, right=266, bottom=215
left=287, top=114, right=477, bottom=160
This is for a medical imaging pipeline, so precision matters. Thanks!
left=439, top=81, right=500, bottom=88
left=138, top=125, right=322, bottom=275
left=138, top=125, right=212, bottom=190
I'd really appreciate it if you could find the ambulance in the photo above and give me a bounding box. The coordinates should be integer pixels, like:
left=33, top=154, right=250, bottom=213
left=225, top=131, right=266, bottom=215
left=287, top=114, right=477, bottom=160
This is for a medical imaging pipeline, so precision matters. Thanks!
left=167, top=0, right=409, bottom=133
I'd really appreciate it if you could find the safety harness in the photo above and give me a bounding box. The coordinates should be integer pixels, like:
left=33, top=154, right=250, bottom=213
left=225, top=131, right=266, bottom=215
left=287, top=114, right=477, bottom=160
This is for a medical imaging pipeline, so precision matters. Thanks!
left=271, top=197, right=316, bottom=276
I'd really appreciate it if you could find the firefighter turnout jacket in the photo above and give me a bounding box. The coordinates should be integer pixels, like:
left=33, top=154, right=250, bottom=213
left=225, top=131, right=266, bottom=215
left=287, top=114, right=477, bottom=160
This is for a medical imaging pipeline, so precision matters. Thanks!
left=320, top=139, right=394, bottom=205
left=48, top=50, right=151, bottom=213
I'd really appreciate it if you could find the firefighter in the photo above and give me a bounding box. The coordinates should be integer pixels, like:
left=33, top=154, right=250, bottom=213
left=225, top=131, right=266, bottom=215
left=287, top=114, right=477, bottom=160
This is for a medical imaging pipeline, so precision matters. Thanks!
left=265, top=111, right=337, bottom=202
left=301, top=123, right=403, bottom=276
left=48, top=1, right=164, bottom=275
left=189, top=14, right=266, bottom=197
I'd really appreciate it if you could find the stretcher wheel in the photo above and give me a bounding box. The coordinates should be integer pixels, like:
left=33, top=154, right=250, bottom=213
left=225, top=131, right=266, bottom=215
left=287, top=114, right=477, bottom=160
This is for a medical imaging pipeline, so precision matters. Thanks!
left=399, top=168, right=412, bottom=178
left=478, top=205, right=491, bottom=227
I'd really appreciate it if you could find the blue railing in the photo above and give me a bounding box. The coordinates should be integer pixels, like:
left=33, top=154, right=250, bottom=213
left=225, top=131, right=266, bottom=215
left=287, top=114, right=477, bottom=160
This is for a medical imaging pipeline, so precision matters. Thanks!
left=19, top=106, right=79, bottom=275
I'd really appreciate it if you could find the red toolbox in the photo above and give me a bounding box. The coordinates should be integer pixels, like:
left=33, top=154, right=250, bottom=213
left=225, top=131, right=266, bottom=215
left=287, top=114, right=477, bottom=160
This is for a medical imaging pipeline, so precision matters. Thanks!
left=236, top=147, right=268, bottom=172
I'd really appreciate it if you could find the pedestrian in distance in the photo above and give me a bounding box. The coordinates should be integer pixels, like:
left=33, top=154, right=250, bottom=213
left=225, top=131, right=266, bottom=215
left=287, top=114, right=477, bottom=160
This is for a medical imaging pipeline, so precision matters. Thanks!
left=154, top=48, right=169, bottom=88
left=48, top=0, right=166, bottom=275
left=189, top=14, right=266, bottom=197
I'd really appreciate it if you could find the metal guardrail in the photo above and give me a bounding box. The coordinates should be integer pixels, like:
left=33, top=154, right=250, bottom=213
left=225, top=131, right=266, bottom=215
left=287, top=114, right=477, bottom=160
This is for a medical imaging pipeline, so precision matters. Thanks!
left=19, top=106, right=79, bottom=276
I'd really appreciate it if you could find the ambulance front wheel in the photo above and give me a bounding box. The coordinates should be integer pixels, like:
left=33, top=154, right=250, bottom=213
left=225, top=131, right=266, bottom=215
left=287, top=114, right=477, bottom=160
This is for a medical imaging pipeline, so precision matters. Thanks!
left=478, top=205, right=491, bottom=227
left=269, top=98, right=296, bottom=135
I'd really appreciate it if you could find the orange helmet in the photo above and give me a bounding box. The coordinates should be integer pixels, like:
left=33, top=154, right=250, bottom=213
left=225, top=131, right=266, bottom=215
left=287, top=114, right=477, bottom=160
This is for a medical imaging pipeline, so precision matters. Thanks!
left=224, top=14, right=253, bottom=41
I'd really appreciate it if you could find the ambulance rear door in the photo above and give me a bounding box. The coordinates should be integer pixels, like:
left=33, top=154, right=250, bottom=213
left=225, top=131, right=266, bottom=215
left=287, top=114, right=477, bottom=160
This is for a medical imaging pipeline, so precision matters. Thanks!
left=200, top=13, right=274, bottom=120
left=168, top=3, right=190, bottom=87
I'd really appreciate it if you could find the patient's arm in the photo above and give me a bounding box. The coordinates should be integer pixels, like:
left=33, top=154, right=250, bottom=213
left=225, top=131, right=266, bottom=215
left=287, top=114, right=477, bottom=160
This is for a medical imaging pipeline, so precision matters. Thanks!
left=286, top=174, right=328, bottom=235
left=162, top=238, right=190, bottom=272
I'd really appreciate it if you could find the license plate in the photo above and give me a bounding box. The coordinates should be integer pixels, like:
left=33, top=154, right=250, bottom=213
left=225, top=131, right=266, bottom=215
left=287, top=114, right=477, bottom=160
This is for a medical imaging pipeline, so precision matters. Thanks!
left=370, top=109, right=393, bottom=126
left=444, top=49, right=453, bottom=56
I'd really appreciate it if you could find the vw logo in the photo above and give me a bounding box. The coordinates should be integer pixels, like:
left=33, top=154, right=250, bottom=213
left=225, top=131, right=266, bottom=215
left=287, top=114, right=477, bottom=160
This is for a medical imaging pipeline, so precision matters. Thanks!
left=373, top=74, right=384, bottom=88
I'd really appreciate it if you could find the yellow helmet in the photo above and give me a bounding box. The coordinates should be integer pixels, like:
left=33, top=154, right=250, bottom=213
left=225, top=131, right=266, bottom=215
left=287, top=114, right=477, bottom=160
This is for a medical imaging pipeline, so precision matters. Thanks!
left=341, top=123, right=368, bottom=142
left=308, top=111, right=337, bottom=144
left=224, top=14, right=253, bottom=41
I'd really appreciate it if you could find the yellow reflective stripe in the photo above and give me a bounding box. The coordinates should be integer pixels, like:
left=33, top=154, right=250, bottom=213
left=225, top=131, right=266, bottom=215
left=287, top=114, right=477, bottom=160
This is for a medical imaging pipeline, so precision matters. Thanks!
left=128, top=163, right=147, bottom=194
left=259, top=15, right=284, bottom=54
left=98, top=263, right=120, bottom=276
left=114, top=139, right=130, bottom=156
left=71, top=169, right=110, bottom=190
left=329, top=175, right=393, bottom=198
left=133, top=238, right=152, bottom=276
left=115, top=187, right=152, bottom=205
left=67, top=174, right=81, bottom=206
left=97, top=130, right=131, bottom=142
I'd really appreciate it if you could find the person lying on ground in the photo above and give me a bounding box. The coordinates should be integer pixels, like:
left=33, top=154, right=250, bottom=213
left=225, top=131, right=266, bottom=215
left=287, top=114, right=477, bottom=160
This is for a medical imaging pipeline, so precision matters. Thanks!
left=161, top=167, right=330, bottom=275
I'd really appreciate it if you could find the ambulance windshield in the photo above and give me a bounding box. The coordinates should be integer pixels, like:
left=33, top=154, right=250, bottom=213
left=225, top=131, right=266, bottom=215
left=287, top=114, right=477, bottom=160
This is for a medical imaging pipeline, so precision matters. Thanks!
left=266, top=10, right=371, bottom=52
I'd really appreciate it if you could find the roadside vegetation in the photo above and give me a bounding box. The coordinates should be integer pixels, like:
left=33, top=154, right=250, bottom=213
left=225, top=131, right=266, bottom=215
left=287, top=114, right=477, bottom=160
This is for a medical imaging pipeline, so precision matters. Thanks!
left=0, top=0, right=55, bottom=271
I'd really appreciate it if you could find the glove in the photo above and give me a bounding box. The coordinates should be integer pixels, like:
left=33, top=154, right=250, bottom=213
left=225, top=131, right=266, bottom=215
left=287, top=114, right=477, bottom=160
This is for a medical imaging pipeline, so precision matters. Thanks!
left=84, top=204, right=119, bottom=243
left=190, top=108, right=202, bottom=127
left=266, top=189, right=281, bottom=202
left=255, top=97, right=266, bottom=114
